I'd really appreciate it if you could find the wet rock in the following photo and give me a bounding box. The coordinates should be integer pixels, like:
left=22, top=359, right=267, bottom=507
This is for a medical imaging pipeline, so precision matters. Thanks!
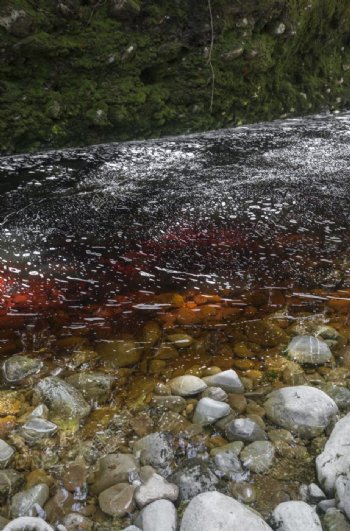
left=133, top=432, right=174, bottom=468
left=2, top=356, right=42, bottom=384
left=109, top=0, right=141, bottom=20
left=89, top=453, right=139, bottom=495
left=2, top=518, right=54, bottom=531
left=212, top=449, right=243, bottom=479
left=323, top=509, right=350, bottom=531
left=142, top=321, right=161, bottom=346
left=135, top=499, right=177, bottom=531
left=225, top=418, right=268, bottom=443
left=134, top=466, right=179, bottom=507
left=267, top=428, right=294, bottom=444
left=97, top=339, right=142, bottom=367
left=210, top=441, right=244, bottom=457
left=203, top=370, right=244, bottom=393
left=0, top=10, right=33, bottom=38
left=169, top=458, right=218, bottom=502
left=286, top=336, right=332, bottom=365
left=228, top=394, right=247, bottom=413
left=241, top=441, right=275, bottom=473
left=66, top=372, right=114, bottom=404
left=264, top=386, right=338, bottom=438
left=0, top=439, right=14, bottom=466
left=300, top=483, right=326, bottom=504
left=122, top=527, right=141, bottom=531
left=193, top=397, right=230, bottom=425
left=62, top=513, right=93, bottom=531
left=11, top=484, right=49, bottom=518
left=320, top=383, right=350, bottom=410
left=167, top=333, right=194, bottom=348
left=201, top=386, right=228, bottom=402
left=154, top=344, right=178, bottom=360
left=151, top=395, right=186, bottom=413
left=154, top=382, right=172, bottom=396
left=317, top=499, right=336, bottom=513
left=30, top=405, right=49, bottom=419
left=34, top=377, right=90, bottom=425
left=43, top=488, right=74, bottom=522
left=157, top=411, right=198, bottom=436
left=180, top=491, right=272, bottom=530
left=21, top=418, right=58, bottom=443
left=229, top=481, right=256, bottom=503
left=270, top=501, right=322, bottom=530
left=98, top=483, right=135, bottom=517
left=62, top=462, right=87, bottom=493
left=169, top=375, right=207, bottom=396
left=0, top=470, right=23, bottom=502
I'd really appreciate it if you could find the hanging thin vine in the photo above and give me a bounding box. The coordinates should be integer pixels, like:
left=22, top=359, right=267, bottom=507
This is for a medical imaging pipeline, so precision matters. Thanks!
left=207, top=0, right=215, bottom=113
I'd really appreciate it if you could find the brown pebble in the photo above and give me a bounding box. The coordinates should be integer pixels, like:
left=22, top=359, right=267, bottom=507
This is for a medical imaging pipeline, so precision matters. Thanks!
left=63, top=463, right=87, bottom=492
left=228, top=394, right=247, bottom=414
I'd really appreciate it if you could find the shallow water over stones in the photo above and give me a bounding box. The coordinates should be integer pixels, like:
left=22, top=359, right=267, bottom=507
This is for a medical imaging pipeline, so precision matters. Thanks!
left=0, top=113, right=350, bottom=528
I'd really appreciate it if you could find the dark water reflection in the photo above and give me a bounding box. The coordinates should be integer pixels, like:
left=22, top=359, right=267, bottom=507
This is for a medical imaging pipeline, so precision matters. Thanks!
left=0, top=112, right=350, bottom=325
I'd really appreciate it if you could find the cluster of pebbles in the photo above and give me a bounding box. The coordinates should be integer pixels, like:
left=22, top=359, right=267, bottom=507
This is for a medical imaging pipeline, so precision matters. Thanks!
left=0, top=291, right=350, bottom=530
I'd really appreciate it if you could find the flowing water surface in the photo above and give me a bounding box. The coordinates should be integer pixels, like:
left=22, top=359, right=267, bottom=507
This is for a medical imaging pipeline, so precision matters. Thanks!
left=0, top=112, right=350, bottom=525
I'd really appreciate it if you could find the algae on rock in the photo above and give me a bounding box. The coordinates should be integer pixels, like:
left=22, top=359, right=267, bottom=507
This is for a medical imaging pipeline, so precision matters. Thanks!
left=0, top=0, right=349, bottom=153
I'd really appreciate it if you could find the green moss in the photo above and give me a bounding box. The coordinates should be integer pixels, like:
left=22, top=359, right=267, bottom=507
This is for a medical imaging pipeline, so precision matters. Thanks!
left=0, top=0, right=349, bottom=153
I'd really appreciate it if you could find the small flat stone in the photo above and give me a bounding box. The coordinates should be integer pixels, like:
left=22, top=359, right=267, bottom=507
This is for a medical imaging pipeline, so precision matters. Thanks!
left=169, top=375, right=207, bottom=397
left=66, top=372, right=114, bottom=404
left=135, top=499, right=177, bottom=531
left=98, top=483, right=135, bottom=517
left=2, top=356, right=42, bottom=383
left=193, top=398, right=230, bottom=425
left=167, top=334, right=193, bottom=347
left=203, top=370, right=244, bottom=393
left=240, top=441, right=275, bottom=473
left=151, top=395, right=186, bottom=413
left=21, top=418, right=58, bottom=443
left=97, top=339, right=142, bottom=367
left=133, top=432, right=174, bottom=468
left=0, top=439, right=14, bottom=467
left=210, top=441, right=244, bottom=458
left=169, top=458, right=218, bottom=502
left=89, top=453, right=139, bottom=495
left=11, top=484, right=50, bottom=517
left=134, top=466, right=179, bottom=508
left=213, top=450, right=243, bottom=479
left=201, top=387, right=228, bottom=402
left=225, top=418, right=268, bottom=443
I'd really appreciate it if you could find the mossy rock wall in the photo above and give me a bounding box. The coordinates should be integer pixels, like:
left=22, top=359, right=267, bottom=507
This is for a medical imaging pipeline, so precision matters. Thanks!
left=0, top=0, right=350, bottom=154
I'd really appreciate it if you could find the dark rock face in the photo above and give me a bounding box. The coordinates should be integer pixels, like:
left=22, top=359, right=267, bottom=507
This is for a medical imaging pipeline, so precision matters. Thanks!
left=0, top=0, right=349, bottom=154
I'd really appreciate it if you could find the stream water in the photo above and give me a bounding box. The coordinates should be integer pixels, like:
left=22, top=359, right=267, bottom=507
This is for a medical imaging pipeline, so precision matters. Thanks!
left=0, top=112, right=350, bottom=527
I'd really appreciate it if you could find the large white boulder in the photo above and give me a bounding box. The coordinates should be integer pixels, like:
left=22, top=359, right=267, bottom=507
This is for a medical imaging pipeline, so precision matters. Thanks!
left=180, top=491, right=272, bottom=531
left=264, top=386, right=338, bottom=438
left=271, top=501, right=322, bottom=531
left=316, top=413, right=350, bottom=495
